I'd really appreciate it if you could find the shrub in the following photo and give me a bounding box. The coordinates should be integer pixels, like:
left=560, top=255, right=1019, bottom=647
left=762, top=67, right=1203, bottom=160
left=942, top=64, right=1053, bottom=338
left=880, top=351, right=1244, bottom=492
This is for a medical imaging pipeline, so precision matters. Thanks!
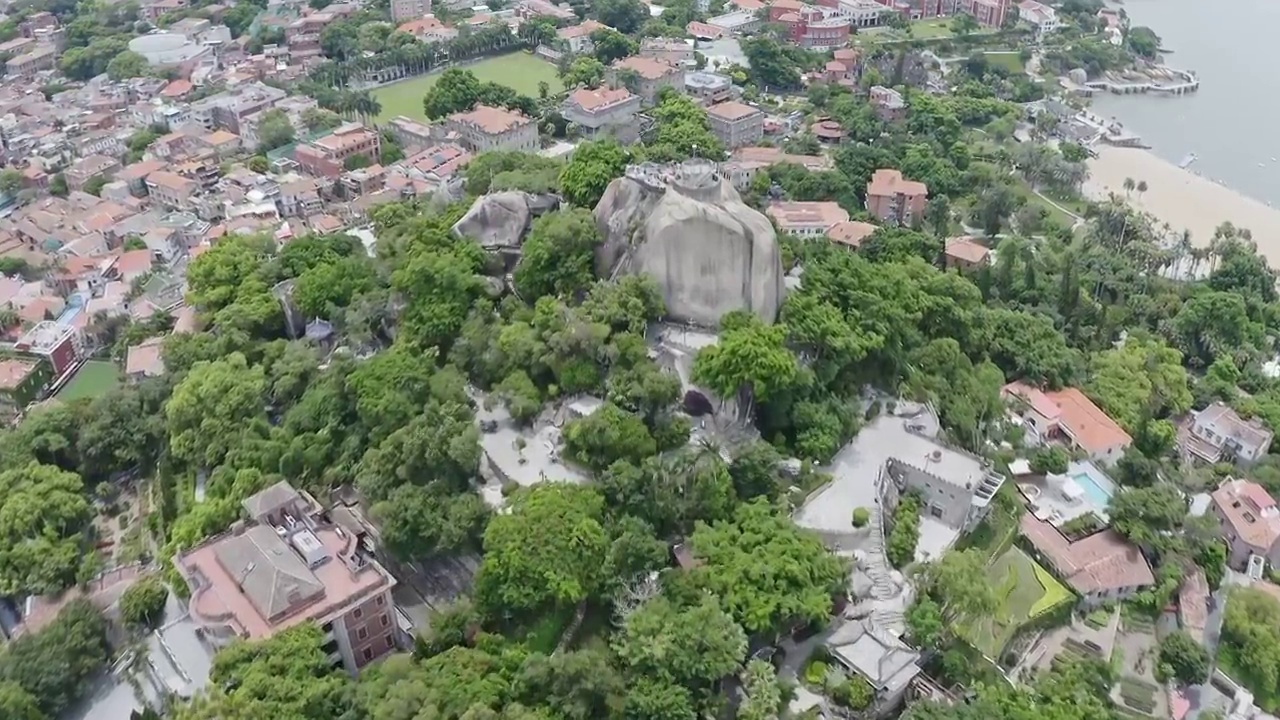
left=830, top=676, right=874, bottom=709
left=802, top=660, right=828, bottom=687
left=851, top=507, right=871, bottom=528
left=886, top=494, right=921, bottom=568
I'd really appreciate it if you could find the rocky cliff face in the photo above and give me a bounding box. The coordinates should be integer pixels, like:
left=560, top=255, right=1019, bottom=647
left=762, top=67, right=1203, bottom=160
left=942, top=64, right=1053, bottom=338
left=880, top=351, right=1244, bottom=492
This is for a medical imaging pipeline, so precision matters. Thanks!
left=593, top=161, right=783, bottom=327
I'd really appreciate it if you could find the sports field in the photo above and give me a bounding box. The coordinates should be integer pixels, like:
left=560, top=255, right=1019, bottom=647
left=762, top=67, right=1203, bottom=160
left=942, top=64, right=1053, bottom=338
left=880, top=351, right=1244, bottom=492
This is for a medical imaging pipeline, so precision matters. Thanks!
left=371, top=53, right=561, bottom=122
left=56, top=360, right=119, bottom=402
left=959, top=547, right=1073, bottom=657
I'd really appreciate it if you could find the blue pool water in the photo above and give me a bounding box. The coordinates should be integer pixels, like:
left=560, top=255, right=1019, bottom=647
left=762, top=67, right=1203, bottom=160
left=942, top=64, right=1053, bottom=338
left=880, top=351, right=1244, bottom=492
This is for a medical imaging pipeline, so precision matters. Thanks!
left=1072, top=472, right=1115, bottom=508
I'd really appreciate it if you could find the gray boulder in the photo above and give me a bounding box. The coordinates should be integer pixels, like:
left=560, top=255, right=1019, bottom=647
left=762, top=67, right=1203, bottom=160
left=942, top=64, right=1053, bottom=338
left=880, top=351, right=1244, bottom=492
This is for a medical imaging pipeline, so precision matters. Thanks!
left=451, top=191, right=535, bottom=250
left=594, top=160, right=783, bottom=327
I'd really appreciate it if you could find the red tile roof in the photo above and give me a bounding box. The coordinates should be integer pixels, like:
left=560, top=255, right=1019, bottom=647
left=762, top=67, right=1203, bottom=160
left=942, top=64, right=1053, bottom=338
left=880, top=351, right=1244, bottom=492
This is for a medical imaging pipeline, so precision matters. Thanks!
left=1021, top=514, right=1154, bottom=594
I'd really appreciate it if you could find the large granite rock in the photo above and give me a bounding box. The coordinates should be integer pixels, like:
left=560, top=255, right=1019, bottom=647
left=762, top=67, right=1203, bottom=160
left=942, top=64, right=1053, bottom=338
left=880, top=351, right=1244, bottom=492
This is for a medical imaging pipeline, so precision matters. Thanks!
left=594, top=160, right=783, bottom=327
left=451, top=191, right=534, bottom=250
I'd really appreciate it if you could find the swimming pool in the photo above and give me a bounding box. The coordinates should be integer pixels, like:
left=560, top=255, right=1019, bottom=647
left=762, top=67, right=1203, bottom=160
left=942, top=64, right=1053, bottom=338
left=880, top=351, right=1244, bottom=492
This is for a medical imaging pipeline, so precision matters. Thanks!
left=1071, top=471, right=1115, bottom=509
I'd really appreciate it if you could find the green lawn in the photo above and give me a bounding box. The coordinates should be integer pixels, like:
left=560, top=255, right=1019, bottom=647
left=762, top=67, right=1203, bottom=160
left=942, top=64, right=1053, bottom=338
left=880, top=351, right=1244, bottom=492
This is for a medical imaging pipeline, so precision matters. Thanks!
left=56, top=360, right=119, bottom=402
left=959, top=547, right=1074, bottom=657
left=983, top=51, right=1025, bottom=73
left=371, top=53, right=561, bottom=122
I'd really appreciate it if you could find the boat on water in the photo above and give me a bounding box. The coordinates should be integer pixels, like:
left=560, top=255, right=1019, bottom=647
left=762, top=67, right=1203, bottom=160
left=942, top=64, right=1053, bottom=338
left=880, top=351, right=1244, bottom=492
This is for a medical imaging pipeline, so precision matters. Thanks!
left=1178, top=152, right=1198, bottom=169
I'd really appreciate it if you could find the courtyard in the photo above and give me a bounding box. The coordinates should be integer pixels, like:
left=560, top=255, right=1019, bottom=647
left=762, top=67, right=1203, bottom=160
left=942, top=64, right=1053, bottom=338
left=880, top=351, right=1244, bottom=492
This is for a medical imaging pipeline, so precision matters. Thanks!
left=958, top=547, right=1073, bottom=658
left=56, top=360, right=119, bottom=402
left=371, top=53, right=561, bottom=122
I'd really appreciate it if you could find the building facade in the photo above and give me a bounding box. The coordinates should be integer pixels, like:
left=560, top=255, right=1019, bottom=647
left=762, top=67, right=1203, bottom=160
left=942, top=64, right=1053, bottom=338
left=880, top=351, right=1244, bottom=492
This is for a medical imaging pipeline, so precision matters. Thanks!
left=174, top=482, right=401, bottom=675
left=1182, top=402, right=1274, bottom=466
left=705, top=101, right=765, bottom=149
left=611, top=56, right=685, bottom=107
left=445, top=105, right=538, bottom=153
left=562, top=87, right=642, bottom=144
left=865, top=168, right=928, bottom=226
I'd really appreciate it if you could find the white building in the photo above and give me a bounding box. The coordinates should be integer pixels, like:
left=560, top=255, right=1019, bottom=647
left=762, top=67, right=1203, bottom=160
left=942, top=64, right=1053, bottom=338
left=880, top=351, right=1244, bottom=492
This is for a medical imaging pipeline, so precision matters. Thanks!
left=1017, top=0, right=1060, bottom=36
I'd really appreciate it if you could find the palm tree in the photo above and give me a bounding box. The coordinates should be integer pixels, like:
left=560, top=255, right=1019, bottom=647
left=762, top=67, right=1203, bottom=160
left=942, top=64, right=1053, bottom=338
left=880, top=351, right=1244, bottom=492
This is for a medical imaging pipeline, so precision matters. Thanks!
left=1136, top=179, right=1148, bottom=200
left=1123, top=177, right=1135, bottom=197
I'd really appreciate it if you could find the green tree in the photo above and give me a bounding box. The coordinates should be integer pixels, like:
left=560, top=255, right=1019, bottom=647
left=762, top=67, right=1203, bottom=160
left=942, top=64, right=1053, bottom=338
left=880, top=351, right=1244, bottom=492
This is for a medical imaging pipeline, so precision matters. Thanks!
left=255, top=108, right=296, bottom=152
left=513, top=209, right=602, bottom=300
left=689, top=499, right=847, bottom=636
left=105, top=50, right=148, bottom=80
left=49, top=173, right=67, bottom=197
left=1158, top=630, right=1209, bottom=685
left=561, top=56, right=607, bottom=89
left=0, top=683, right=44, bottom=720
left=614, top=595, right=747, bottom=690
left=563, top=402, right=657, bottom=472
left=921, top=549, right=998, bottom=620
left=693, top=313, right=799, bottom=404
left=594, top=0, right=648, bottom=33
left=302, top=107, right=344, bottom=132
left=737, top=660, right=784, bottom=720
left=372, top=484, right=489, bottom=561
left=1029, top=446, right=1070, bottom=475
left=1087, top=334, right=1192, bottom=433
left=0, top=168, right=23, bottom=195
left=172, top=625, right=357, bottom=720
left=474, top=484, right=610, bottom=617
left=559, top=140, right=628, bottom=209
left=0, top=599, right=109, bottom=718
left=0, top=463, right=93, bottom=595
left=590, top=27, right=636, bottom=64
left=119, top=575, right=169, bottom=628
left=164, top=353, right=267, bottom=469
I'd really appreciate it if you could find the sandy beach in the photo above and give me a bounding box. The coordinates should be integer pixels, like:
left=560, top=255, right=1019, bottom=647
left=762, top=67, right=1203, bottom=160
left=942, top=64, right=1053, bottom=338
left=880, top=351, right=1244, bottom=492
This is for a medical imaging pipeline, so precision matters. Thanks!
left=1083, top=145, right=1280, bottom=265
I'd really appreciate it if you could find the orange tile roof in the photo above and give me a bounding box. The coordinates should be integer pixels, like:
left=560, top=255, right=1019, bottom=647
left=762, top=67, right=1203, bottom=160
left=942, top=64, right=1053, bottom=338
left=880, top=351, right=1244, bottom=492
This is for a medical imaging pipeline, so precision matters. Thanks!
left=614, top=55, right=679, bottom=80
left=766, top=201, right=848, bottom=230
left=827, top=220, right=878, bottom=248
left=1003, top=381, right=1061, bottom=421
left=449, top=104, right=532, bottom=134
left=867, top=167, right=927, bottom=198
left=945, top=236, right=990, bottom=264
left=1044, top=386, right=1132, bottom=455
left=1020, top=514, right=1154, bottom=594
left=568, top=86, right=634, bottom=111
left=1213, top=478, right=1280, bottom=553
left=706, top=100, right=761, bottom=121
left=160, top=79, right=193, bottom=97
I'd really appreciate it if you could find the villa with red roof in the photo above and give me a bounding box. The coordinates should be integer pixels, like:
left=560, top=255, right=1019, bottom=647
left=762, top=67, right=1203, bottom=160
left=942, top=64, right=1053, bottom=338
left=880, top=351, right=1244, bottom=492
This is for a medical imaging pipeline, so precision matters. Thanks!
left=1003, top=381, right=1132, bottom=468
left=174, top=482, right=401, bottom=674
left=1211, top=478, right=1280, bottom=571
left=1020, top=514, right=1154, bottom=607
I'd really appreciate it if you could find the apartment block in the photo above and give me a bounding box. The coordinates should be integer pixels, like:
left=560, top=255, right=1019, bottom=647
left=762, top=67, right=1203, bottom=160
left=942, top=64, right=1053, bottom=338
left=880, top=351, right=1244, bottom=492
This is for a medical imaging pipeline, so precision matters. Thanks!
left=189, top=82, right=288, bottom=134
left=562, top=87, right=641, bottom=144
left=610, top=56, right=685, bottom=107
left=868, top=85, right=906, bottom=122
left=174, top=482, right=401, bottom=674
left=5, top=46, right=56, bottom=78
left=65, top=155, right=121, bottom=191
left=685, top=71, right=735, bottom=105
left=865, top=168, right=928, bottom=226
left=958, top=0, right=1010, bottom=27
left=384, top=116, right=436, bottom=153
left=145, top=170, right=201, bottom=210
left=556, top=19, right=608, bottom=55
left=705, top=101, right=764, bottom=149
left=391, top=0, right=431, bottom=21
left=294, top=123, right=382, bottom=179
left=444, top=105, right=538, bottom=153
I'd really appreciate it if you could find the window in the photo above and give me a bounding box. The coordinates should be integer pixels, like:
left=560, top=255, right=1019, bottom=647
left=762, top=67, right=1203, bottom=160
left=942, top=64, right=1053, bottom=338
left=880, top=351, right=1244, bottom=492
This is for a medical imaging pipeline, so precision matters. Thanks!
left=381, top=613, right=390, bottom=628
left=353, top=607, right=362, bottom=619
left=362, top=647, right=373, bottom=662
left=358, top=627, right=368, bottom=641
left=376, top=595, right=385, bottom=607
left=385, top=634, right=395, bottom=650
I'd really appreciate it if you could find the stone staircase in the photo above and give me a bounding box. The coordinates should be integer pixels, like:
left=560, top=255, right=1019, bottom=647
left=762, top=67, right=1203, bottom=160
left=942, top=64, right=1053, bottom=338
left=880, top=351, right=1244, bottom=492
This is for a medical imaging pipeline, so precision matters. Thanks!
left=865, top=504, right=896, bottom=601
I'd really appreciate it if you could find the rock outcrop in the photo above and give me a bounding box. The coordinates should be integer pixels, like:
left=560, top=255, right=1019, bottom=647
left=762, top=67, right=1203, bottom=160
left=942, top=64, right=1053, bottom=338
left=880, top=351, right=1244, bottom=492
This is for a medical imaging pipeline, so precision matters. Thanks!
left=593, top=160, right=783, bottom=327
left=451, top=191, right=535, bottom=250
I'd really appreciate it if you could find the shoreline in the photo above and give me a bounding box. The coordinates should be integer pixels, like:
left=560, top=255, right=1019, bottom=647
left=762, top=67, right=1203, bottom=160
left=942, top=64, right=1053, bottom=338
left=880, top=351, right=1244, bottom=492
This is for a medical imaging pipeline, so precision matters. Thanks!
left=1082, top=144, right=1280, bottom=265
